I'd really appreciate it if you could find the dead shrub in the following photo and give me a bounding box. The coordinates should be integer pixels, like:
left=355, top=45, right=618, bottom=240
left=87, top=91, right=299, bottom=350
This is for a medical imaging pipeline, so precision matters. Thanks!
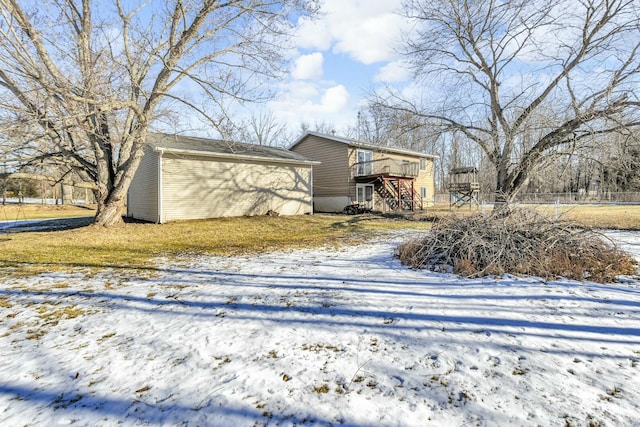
left=395, top=207, right=637, bottom=283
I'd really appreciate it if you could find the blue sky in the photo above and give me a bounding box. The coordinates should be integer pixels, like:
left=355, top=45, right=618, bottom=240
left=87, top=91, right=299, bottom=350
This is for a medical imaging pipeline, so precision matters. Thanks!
left=263, top=0, right=411, bottom=135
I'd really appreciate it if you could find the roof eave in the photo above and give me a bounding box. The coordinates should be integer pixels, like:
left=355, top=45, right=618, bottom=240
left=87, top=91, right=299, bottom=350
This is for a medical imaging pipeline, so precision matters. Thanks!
left=152, top=145, right=320, bottom=166
left=290, top=131, right=439, bottom=160
left=350, top=141, right=440, bottom=160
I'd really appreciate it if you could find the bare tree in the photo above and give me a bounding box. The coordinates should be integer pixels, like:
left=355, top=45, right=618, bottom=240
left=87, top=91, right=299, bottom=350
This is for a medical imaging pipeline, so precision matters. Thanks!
left=355, top=101, right=485, bottom=189
left=596, top=131, right=640, bottom=192
left=376, top=0, right=640, bottom=204
left=252, top=110, right=292, bottom=146
left=353, top=105, right=387, bottom=145
left=233, top=110, right=292, bottom=146
left=354, top=102, right=433, bottom=150
left=0, top=0, right=317, bottom=225
left=298, top=120, right=338, bottom=136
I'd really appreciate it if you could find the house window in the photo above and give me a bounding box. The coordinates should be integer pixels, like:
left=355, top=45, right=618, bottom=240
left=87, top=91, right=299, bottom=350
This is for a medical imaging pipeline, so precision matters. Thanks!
left=420, top=186, right=427, bottom=199
left=356, top=150, right=373, bottom=176
left=356, top=184, right=374, bottom=209
left=419, top=158, right=427, bottom=171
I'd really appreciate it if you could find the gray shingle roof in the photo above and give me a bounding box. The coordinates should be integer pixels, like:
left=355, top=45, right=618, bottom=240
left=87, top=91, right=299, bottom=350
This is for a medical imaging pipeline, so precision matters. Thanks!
left=147, top=133, right=317, bottom=164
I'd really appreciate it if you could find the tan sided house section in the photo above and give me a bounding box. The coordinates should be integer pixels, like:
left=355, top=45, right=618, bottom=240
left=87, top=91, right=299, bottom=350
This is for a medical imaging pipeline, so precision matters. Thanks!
left=290, top=131, right=437, bottom=213
left=127, top=133, right=318, bottom=223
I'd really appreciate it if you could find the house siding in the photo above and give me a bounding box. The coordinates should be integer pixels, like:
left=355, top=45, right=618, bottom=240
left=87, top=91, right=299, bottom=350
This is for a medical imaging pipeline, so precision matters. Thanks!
left=127, top=145, right=159, bottom=222
left=291, top=133, right=436, bottom=212
left=290, top=135, right=352, bottom=212
left=418, top=157, right=436, bottom=206
left=290, top=135, right=350, bottom=198
left=347, top=148, right=435, bottom=209
left=160, top=153, right=312, bottom=222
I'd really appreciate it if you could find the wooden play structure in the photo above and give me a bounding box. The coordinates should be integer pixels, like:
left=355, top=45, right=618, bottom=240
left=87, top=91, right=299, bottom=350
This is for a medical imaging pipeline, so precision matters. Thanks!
left=448, top=166, right=480, bottom=208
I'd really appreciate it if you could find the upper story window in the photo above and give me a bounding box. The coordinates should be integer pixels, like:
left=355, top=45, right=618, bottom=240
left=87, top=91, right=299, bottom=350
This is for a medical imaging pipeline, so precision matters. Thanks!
left=419, top=158, right=427, bottom=171
left=356, top=149, right=373, bottom=175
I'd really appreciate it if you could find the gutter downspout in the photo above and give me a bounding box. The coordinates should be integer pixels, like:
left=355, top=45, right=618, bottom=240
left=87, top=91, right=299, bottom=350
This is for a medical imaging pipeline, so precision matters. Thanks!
left=157, top=149, right=164, bottom=224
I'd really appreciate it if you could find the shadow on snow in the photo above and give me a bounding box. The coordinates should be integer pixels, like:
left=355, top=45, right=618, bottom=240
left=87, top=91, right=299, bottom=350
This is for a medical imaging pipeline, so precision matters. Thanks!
left=2, top=240, right=640, bottom=424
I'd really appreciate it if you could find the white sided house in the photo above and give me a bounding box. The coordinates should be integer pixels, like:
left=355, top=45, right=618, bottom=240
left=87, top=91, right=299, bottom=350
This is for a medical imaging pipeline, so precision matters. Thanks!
left=127, top=134, right=318, bottom=223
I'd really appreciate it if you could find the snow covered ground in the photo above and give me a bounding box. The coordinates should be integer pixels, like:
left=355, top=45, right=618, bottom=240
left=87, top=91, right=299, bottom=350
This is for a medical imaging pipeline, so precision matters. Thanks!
left=1, top=231, right=639, bottom=426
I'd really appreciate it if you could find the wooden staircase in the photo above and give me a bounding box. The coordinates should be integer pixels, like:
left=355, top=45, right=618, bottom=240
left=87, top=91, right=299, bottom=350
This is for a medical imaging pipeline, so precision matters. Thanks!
left=376, top=177, right=423, bottom=212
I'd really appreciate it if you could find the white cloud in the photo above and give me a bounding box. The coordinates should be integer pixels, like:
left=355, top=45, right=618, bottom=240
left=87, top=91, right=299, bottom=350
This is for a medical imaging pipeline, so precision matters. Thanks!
left=332, top=13, right=406, bottom=64
left=295, top=0, right=407, bottom=65
left=374, top=60, right=412, bottom=83
left=295, top=16, right=333, bottom=51
left=267, top=1, right=417, bottom=136
left=291, top=52, right=324, bottom=80
left=317, top=84, right=350, bottom=113
left=285, top=81, right=320, bottom=100
left=268, top=83, right=352, bottom=132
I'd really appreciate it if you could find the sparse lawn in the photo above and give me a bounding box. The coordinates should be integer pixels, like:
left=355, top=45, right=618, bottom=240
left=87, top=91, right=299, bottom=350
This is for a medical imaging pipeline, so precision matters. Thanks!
left=0, top=203, right=96, bottom=220
left=435, top=203, right=640, bottom=230
left=549, top=204, right=640, bottom=230
left=1, top=202, right=638, bottom=276
left=3, top=201, right=638, bottom=229
left=0, top=214, right=430, bottom=274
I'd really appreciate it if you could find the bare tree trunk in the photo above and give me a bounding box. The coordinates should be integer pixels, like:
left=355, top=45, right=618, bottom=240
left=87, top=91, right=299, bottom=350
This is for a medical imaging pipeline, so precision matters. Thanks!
left=62, top=184, right=73, bottom=205
left=94, top=199, right=125, bottom=226
left=92, top=137, right=145, bottom=226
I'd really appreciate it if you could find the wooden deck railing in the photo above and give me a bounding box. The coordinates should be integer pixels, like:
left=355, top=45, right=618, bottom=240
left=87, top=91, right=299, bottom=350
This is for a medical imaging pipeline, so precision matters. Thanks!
left=353, top=158, right=419, bottom=178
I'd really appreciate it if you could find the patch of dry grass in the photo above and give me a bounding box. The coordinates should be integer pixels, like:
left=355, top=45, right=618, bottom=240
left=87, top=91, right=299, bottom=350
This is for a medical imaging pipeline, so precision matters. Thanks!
left=433, top=202, right=640, bottom=230
left=0, top=214, right=430, bottom=274
left=15, top=303, right=90, bottom=340
left=1, top=202, right=636, bottom=278
left=542, top=205, right=640, bottom=230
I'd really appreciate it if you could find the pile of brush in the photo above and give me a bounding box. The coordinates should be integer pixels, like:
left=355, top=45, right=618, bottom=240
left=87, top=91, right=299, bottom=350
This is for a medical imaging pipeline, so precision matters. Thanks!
left=395, top=207, right=637, bottom=283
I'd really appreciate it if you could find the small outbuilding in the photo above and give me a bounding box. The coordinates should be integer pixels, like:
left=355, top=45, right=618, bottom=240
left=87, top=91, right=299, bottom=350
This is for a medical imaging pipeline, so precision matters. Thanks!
left=127, top=133, right=318, bottom=223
